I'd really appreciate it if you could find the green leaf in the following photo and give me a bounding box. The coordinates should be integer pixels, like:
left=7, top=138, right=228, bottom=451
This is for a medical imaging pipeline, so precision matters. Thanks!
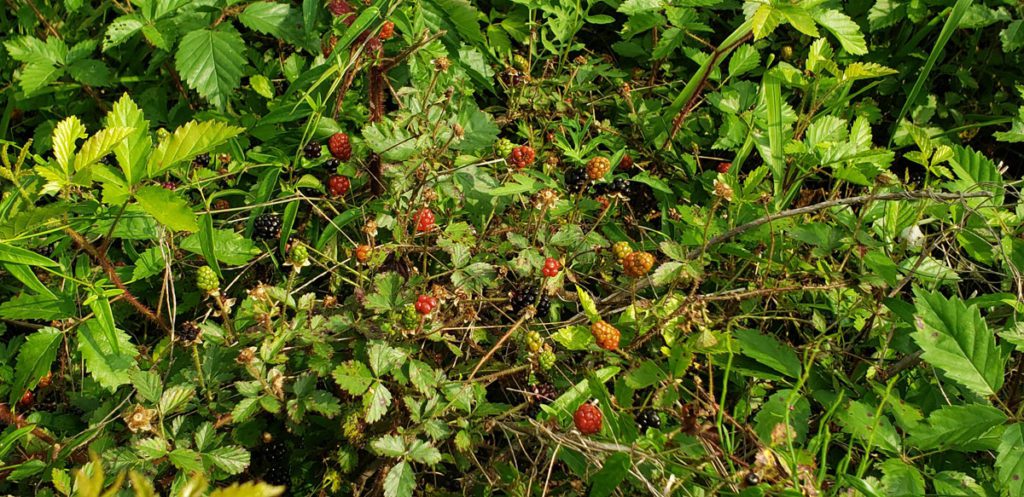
left=181, top=229, right=259, bottom=265
left=74, top=127, right=133, bottom=171
left=1002, top=20, right=1024, bottom=52
left=365, top=273, right=403, bottom=312
left=589, top=452, right=630, bottom=497
left=148, top=120, right=245, bottom=176
left=210, top=483, right=284, bottom=497
left=131, top=370, right=163, bottom=404
left=77, top=319, right=138, bottom=392
left=169, top=448, right=204, bottom=472
left=754, top=390, right=811, bottom=444
left=105, top=93, right=152, bottom=185
left=551, top=325, right=594, bottom=350
left=838, top=400, right=901, bottom=454
left=103, top=16, right=144, bottom=51
left=576, top=286, right=599, bottom=322
left=996, top=424, right=1024, bottom=497
left=728, top=44, right=759, bottom=78
left=623, top=360, right=666, bottom=389
left=368, top=341, right=407, bottom=377
left=371, top=434, right=406, bottom=457
left=332, top=361, right=374, bottom=395
left=203, top=446, right=250, bottom=475
left=9, top=327, right=62, bottom=404
left=159, top=384, right=195, bottom=415
left=135, top=185, right=199, bottom=232
left=406, top=439, right=442, bottom=465
left=733, top=328, right=801, bottom=378
left=383, top=461, right=414, bottom=497
left=174, top=29, right=249, bottom=109
left=912, top=289, right=1005, bottom=397
left=425, top=0, right=485, bottom=46
left=52, top=116, right=87, bottom=175
left=880, top=459, right=925, bottom=497
left=238, top=2, right=304, bottom=46
left=68, top=59, right=113, bottom=87
left=19, top=63, right=63, bottom=95
left=0, top=243, right=58, bottom=267
left=365, top=382, right=392, bottom=423
left=813, top=10, right=868, bottom=55
left=906, top=404, right=1006, bottom=451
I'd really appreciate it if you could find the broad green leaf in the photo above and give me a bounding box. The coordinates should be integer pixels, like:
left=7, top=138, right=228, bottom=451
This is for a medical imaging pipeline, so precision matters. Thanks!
left=169, top=448, right=204, bottom=472
left=406, top=439, right=442, bottom=465
left=52, top=116, right=87, bottom=175
left=174, top=29, right=248, bottom=108
left=203, top=446, right=250, bottom=475
left=332, top=361, right=374, bottom=395
left=19, top=63, right=63, bottom=95
left=131, top=370, right=163, bottom=404
left=728, top=44, right=759, bottom=78
left=105, top=93, right=152, bottom=185
left=906, top=404, right=1005, bottom=451
left=813, top=9, right=868, bottom=55
left=752, top=3, right=784, bottom=39
left=368, top=341, right=407, bottom=377
left=160, top=384, right=196, bottom=415
left=589, top=452, right=630, bottom=497
left=383, top=461, right=414, bottom=497
left=148, top=120, right=244, bottom=176
left=843, top=62, right=897, bottom=81
left=135, top=185, right=199, bottom=232
left=576, top=286, right=599, bottom=322
left=9, top=327, right=62, bottom=404
left=912, top=289, right=1005, bottom=397
left=880, top=459, right=925, bottom=497
left=4, top=36, right=52, bottom=63
left=754, top=390, right=811, bottom=444
left=181, top=229, right=260, bottom=265
left=733, top=328, right=801, bottom=378
left=0, top=243, right=58, bottom=267
left=74, top=127, right=133, bottom=171
left=425, top=0, right=486, bottom=45
left=1002, top=20, right=1024, bottom=52
left=103, top=16, right=144, bottom=51
left=77, top=320, right=138, bottom=392
left=996, top=424, right=1024, bottom=497
left=370, top=434, right=406, bottom=457
left=838, top=400, right=901, bottom=453
left=365, top=382, right=392, bottom=423
left=239, top=2, right=304, bottom=46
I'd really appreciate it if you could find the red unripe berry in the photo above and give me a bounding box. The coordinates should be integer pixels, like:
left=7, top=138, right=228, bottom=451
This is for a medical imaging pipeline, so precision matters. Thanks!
left=716, top=161, right=732, bottom=174
left=508, top=145, right=536, bottom=169
left=620, top=153, right=634, bottom=170
left=328, top=133, right=352, bottom=161
left=415, top=294, right=437, bottom=315
left=37, top=371, right=52, bottom=389
left=542, top=257, right=561, bottom=277
left=162, top=181, right=177, bottom=190
left=355, top=244, right=371, bottom=263
left=18, top=390, right=33, bottom=408
left=379, top=21, right=395, bottom=40
left=414, top=208, right=435, bottom=232
left=328, top=174, right=350, bottom=197
left=574, top=403, right=602, bottom=435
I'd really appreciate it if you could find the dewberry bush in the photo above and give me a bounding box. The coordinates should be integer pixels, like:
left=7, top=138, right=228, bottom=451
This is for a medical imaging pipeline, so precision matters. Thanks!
left=2, top=0, right=1024, bottom=495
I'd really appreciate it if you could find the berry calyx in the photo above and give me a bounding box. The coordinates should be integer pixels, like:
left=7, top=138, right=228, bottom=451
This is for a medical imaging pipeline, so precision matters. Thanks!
left=508, top=145, right=536, bottom=169
left=415, top=294, right=437, bottom=315
left=586, top=157, right=611, bottom=181
left=622, top=251, right=655, bottom=277
left=542, top=257, right=561, bottom=277
left=328, top=133, right=352, bottom=161
left=574, top=403, right=603, bottom=435
left=612, top=241, right=633, bottom=262
left=253, top=213, right=283, bottom=241
left=328, top=174, right=351, bottom=197
left=414, top=208, right=435, bottom=232
left=379, top=21, right=395, bottom=40
left=591, top=320, right=620, bottom=351
left=717, top=161, right=732, bottom=174
left=355, top=244, right=371, bottom=263
left=196, top=265, right=219, bottom=294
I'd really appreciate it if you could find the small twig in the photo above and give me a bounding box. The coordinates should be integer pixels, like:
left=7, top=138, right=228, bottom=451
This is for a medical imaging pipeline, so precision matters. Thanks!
left=468, top=314, right=530, bottom=380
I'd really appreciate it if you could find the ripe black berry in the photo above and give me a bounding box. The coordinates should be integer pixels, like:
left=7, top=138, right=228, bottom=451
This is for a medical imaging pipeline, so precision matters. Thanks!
left=324, top=158, right=340, bottom=170
left=303, top=141, right=322, bottom=160
left=252, top=439, right=290, bottom=487
left=565, top=167, right=588, bottom=194
left=625, top=181, right=657, bottom=216
left=535, top=293, right=550, bottom=319
left=253, top=213, right=282, bottom=241
left=35, top=245, right=54, bottom=258
left=192, top=153, right=211, bottom=168
left=526, top=382, right=557, bottom=416
left=637, top=409, right=661, bottom=431
left=177, top=321, right=201, bottom=343
left=509, top=286, right=539, bottom=316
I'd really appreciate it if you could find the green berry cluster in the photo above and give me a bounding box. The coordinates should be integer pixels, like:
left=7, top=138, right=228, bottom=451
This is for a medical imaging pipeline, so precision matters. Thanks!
left=525, top=330, right=544, bottom=353
left=496, top=138, right=515, bottom=158
left=401, top=304, right=420, bottom=329
left=290, top=243, right=309, bottom=268
left=196, top=265, right=219, bottom=293
left=539, top=346, right=556, bottom=370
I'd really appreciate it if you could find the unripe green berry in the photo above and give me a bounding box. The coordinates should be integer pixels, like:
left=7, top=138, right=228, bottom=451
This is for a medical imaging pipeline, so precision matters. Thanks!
left=539, top=347, right=556, bottom=370
left=196, top=265, right=219, bottom=293
left=525, top=330, right=543, bottom=353
left=401, top=304, right=420, bottom=329
left=496, top=138, right=515, bottom=158
left=290, top=243, right=309, bottom=267
left=512, top=54, right=529, bottom=72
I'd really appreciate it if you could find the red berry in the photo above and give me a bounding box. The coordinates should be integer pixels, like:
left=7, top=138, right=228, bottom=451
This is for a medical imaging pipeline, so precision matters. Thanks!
left=379, top=21, right=395, bottom=41
left=574, top=403, right=602, bottom=435
left=328, top=133, right=352, bottom=161
left=37, top=371, right=52, bottom=389
left=18, top=390, right=33, bottom=408
left=328, top=0, right=355, bottom=26
left=415, top=294, right=437, bottom=315
left=508, top=145, right=536, bottom=169
left=717, top=161, right=732, bottom=174
left=162, top=181, right=177, bottom=190
left=355, top=244, right=371, bottom=263
left=542, top=257, right=561, bottom=277
left=620, top=153, right=634, bottom=170
left=414, top=208, right=435, bottom=232
left=328, top=174, right=350, bottom=197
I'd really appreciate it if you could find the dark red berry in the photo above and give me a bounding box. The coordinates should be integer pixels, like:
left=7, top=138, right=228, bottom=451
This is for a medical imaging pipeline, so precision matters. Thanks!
left=574, top=403, right=602, bottom=435
left=162, top=181, right=177, bottom=190
left=415, top=295, right=437, bottom=315
left=328, top=0, right=355, bottom=25
left=18, top=390, right=33, bottom=408
left=328, top=133, right=352, bottom=161
left=508, top=145, right=535, bottom=169
left=379, top=21, right=395, bottom=40
left=328, top=175, right=350, bottom=197
left=717, top=161, right=732, bottom=174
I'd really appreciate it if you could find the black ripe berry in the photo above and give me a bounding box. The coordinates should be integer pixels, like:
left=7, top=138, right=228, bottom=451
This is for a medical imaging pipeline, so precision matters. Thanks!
left=303, top=141, right=322, bottom=160
left=637, top=409, right=661, bottom=431
left=535, top=293, right=550, bottom=319
left=526, top=382, right=557, bottom=416
left=35, top=245, right=54, bottom=258
left=626, top=180, right=657, bottom=216
left=565, top=167, right=589, bottom=194
left=192, top=153, right=211, bottom=168
left=177, top=321, right=201, bottom=343
left=252, top=439, right=290, bottom=487
left=510, top=286, right=539, bottom=316
left=253, top=214, right=282, bottom=241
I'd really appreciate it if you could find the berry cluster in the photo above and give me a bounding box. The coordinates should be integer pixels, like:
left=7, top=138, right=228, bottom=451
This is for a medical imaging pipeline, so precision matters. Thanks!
left=636, top=409, right=661, bottom=431
left=525, top=330, right=544, bottom=353
left=541, top=257, right=561, bottom=277
left=415, top=294, right=437, bottom=315
left=253, top=213, right=282, bottom=241
left=328, top=132, right=352, bottom=161
left=612, top=241, right=633, bottom=261
left=564, top=167, right=589, bottom=194
left=196, top=266, right=219, bottom=293
left=355, top=244, right=371, bottom=263
left=414, top=208, right=435, bottom=232
left=303, top=141, right=322, bottom=160
left=192, top=153, right=211, bottom=168
left=538, top=347, right=556, bottom=370
left=328, top=174, right=350, bottom=197
left=379, top=20, right=395, bottom=40
left=177, top=321, right=202, bottom=344
left=591, top=320, right=620, bottom=351
left=510, top=286, right=550, bottom=319
left=508, top=145, right=536, bottom=169
left=586, top=157, right=610, bottom=181
left=717, top=161, right=732, bottom=174
left=622, top=251, right=655, bottom=277
left=573, top=403, right=603, bottom=435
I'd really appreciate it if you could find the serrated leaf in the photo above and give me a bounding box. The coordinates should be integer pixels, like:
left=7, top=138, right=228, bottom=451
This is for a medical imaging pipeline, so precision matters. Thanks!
left=77, top=320, right=137, bottom=392
left=74, top=127, right=133, bottom=171
left=552, top=325, right=593, bottom=350
left=9, top=327, right=62, bottom=404
left=131, top=370, right=163, bottom=404
left=383, top=461, right=414, bottom=497
left=880, top=459, right=925, bottom=497
left=135, top=185, right=199, bottom=232
left=365, top=382, right=392, bottom=423
left=169, top=448, right=204, bottom=472
left=106, top=94, right=152, bottom=185
left=912, top=289, right=1005, bottom=397
left=728, top=44, right=759, bottom=77
left=406, top=439, right=442, bottom=465
left=181, top=228, right=259, bottom=265
left=814, top=9, right=868, bottom=55
left=203, top=446, right=250, bottom=475
left=996, top=424, right=1024, bottom=497
left=371, top=434, right=406, bottom=457
left=159, top=384, right=195, bottom=415
left=239, top=2, right=304, bottom=46
left=52, top=116, right=87, bottom=175
left=103, top=16, right=144, bottom=51
left=1002, top=20, right=1024, bottom=52
left=577, top=286, right=599, bottom=322
left=148, top=120, right=244, bottom=176
left=19, top=62, right=63, bottom=95
left=174, top=29, right=248, bottom=108
left=733, top=328, right=801, bottom=378
left=842, top=62, right=897, bottom=81
left=332, top=361, right=374, bottom=395
left=4, top=36, right=52, bottom=63
left=838, top=400, right=901, bottom=453
left=906, top=404, right=1006, bottom=451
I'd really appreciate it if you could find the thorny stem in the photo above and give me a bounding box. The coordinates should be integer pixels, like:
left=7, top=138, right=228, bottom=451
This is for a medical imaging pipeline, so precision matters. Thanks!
left=469, top=314, right=530, bottom=380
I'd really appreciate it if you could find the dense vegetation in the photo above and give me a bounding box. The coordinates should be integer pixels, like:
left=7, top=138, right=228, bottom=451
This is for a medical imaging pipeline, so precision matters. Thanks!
left=2, top=0, right=1024, bottom=495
